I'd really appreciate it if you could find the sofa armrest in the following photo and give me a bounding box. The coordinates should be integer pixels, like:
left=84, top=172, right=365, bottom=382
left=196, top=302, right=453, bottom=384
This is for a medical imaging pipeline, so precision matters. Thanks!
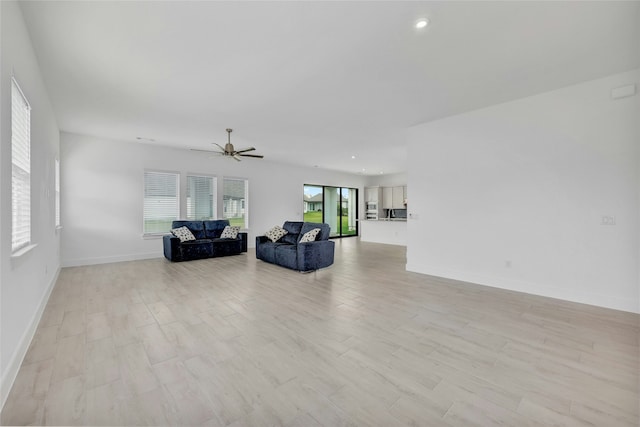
left=296, top=240, right=335, bottom=271
left=239, top=232, right=248, bottom=252
left=256, top=235, right=269, bottom=246
left=163, top=234, right=182, bottom=262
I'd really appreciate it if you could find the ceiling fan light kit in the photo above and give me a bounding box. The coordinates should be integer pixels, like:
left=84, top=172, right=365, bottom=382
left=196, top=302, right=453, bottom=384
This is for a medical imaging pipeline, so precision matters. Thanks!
left=191, top=128, right=264, bottom=161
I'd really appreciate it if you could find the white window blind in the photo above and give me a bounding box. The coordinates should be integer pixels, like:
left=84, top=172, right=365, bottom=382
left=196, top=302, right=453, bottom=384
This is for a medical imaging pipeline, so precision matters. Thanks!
left=55, top=158, right=61, bottom=227
left=143, top=171, right=179, bottom=234
left=223, top=178, right=248, bottom=228
left=186, top=175, right=216, bottom=220
left=11, top=78, right=31, bottom=252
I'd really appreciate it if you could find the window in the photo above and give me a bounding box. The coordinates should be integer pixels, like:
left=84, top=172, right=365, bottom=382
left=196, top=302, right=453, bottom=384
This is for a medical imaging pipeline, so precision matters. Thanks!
left=186, top=175, right=216, bottom=220
left=223, top=178, right=248, bottom=228
left=55, top=158, right=61, bottom=227
left=11, top=78, right=31, bottom=252
left=143, top=171, right=179, bottom=234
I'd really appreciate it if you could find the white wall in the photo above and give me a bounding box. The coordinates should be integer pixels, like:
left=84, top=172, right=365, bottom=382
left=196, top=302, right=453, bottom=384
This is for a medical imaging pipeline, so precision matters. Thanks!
left=365, top=171, right=407, bottom=187
left=407, top=69, right=640, bottom=313
left=0, top=1, right=61, bottom=408
left=61, top=132, right=367, bottom=266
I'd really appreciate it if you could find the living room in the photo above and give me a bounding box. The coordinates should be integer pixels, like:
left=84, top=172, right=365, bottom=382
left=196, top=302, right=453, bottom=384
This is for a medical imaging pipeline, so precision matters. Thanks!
left=1, top=1, right=639, bottom=425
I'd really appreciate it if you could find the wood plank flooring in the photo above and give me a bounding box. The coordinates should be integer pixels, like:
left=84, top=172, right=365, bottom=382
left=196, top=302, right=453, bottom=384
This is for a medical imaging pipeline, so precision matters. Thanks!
left=2, top=238, right=638, bottom=426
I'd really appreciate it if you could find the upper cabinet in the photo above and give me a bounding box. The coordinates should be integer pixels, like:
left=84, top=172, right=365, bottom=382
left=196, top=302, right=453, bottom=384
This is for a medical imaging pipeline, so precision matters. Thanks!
left=365, top=186, right=381, bottom=203
left=392, top=186, right=405, bottom=209
left=379, top=185, right=407, bottom=209
left=382, top=187, right=393, bottom=209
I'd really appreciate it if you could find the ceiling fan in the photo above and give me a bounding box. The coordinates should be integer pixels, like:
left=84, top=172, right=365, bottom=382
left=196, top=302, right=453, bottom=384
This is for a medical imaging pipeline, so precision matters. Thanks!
left=191, top=128, right=264, bottom=161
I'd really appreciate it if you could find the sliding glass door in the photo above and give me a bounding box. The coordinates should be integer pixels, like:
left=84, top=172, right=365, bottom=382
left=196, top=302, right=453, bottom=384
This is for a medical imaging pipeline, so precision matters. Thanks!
left=304, top=184, right=358, bottom=238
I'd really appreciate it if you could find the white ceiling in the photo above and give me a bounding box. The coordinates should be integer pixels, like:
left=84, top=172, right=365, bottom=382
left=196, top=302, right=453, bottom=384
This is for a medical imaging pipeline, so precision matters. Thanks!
left=19, top=1, right=640, bottom=175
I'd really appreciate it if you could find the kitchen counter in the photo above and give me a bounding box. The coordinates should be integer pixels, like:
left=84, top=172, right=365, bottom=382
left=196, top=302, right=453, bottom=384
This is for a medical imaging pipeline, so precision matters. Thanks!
left=363, top=218, right=407, bottom=222
left=360, top=219, right=407, bottom=246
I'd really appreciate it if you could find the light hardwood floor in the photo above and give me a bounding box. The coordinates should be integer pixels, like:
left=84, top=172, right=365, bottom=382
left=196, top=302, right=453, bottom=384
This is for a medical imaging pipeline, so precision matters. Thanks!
left=2, top=238, right=638, bottom=426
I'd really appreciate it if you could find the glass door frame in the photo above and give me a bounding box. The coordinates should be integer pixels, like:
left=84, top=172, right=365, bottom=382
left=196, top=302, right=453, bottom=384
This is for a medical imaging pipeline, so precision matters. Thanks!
left=303, top=184, right=359, bottom=238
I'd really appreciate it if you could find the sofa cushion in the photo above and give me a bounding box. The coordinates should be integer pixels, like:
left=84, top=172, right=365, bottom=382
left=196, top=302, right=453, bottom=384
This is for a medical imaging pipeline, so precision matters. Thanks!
left=256, top=241, right=291, bottom=263
left=299, top=227, right=321, bottom=243
left=283, top=221, right=303, bottom=235
left=210, top=238, right=242, bottom=256
left=220, top=225, right=240, bottom=239
left=280, top=233, right=299, bottom=245
left=171, top=226, right=196, bottom=242
left=172, top=220, right=206, bottom=239
left=203, top=220, right=230, bottom=239
left=265, top=225, right=288, bottom=242
left=179, top=239, right=213, bottom=259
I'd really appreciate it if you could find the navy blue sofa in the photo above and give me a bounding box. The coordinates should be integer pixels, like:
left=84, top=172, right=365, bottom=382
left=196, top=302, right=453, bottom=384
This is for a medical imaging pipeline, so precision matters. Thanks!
left=163, top=220, right=247, bottom=262
left=256, top=221, right=335, bottom=272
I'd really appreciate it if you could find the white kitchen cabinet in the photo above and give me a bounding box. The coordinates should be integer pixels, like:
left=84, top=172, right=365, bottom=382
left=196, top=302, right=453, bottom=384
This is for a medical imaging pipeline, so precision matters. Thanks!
left=365, top=186, right=381, bottom=202
left=382, top=186, right=393, bottom=209
left=392, top=186, right=406, bottom=209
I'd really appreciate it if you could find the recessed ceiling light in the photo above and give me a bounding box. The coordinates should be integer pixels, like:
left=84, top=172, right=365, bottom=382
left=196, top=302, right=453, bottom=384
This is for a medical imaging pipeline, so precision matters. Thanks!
left=351, top=155, right=356, bottom=159
left=415, top=18, right=429, bottom=29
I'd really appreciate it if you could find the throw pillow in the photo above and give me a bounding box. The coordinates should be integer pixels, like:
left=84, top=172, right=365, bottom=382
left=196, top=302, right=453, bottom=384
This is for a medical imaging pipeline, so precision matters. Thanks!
left=220, top=225, right=240, bottom=239
left=299, top=228, right=321, bottom=243
left=265, top=225, right=288, bottom=242
left=171, top=226, right=196, bottom=243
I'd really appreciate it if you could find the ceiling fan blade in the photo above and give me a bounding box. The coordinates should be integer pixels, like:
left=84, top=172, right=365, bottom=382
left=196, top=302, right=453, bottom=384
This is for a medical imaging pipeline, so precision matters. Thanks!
left=232, top=155, right=242, bottom=161
left=235, top=147, right=256, bottom=154
left=213, top=142, right=227, bottom=152
left=239, top=153, right=264, bottom=158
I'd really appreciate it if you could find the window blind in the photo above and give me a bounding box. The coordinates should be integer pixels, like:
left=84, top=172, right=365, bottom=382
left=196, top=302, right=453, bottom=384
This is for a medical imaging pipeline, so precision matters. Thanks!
left=143, top=171, right=179, bottom=234
left=186, top=175, right=216, bottom=220
left=11, top=78, right=31, bottom=252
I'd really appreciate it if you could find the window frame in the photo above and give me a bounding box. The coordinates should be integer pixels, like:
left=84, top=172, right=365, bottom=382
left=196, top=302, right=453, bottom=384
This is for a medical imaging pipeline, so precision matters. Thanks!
left=11, top=76, right=32, bottom=254
left=55, top=158, right=61, bottom=228
left=303, top=183, right=359, bottom=238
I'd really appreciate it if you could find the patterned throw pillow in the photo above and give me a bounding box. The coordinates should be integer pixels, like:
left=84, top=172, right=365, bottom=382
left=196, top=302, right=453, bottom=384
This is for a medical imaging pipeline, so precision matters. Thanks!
left=171, top=226, right=196, bottom=243
left=265, top=225, right=288, bottom=242
left=299, top=228, right=321, bottom=243
left=220, top=225, right=240, bottom=239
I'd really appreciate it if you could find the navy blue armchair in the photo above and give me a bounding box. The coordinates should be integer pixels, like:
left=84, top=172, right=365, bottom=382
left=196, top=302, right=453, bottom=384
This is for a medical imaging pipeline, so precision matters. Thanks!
left=256, top=221, right=335, bottom=272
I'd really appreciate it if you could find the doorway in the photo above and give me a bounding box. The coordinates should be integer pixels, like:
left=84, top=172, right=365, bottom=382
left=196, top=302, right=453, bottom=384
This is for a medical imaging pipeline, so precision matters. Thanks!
left=303, top=184, right=358, bottom=238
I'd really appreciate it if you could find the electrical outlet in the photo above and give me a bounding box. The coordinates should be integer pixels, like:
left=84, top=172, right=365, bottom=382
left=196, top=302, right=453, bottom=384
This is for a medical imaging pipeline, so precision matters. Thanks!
left=601, top=216, right=616, bottom=225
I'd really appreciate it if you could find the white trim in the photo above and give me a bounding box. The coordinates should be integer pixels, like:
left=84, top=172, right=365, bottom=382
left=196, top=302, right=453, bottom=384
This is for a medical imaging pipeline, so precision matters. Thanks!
left=142, top=233, right=169, bottom=240
left=0, top=267, right=59, bottom=411
left=62, top=252, right=163, bottom=267
left=10, top=243, right=38, bottom=259
left=405, top=263, right=640, bottom=314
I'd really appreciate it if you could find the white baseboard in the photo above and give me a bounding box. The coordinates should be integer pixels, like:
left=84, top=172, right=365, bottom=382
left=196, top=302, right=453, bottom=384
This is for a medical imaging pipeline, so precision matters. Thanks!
left=406, top=262, right=639, bottom=314
left=1, top=267, right=60, bottom=411
left=62, top=252, right=162, bottom=267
